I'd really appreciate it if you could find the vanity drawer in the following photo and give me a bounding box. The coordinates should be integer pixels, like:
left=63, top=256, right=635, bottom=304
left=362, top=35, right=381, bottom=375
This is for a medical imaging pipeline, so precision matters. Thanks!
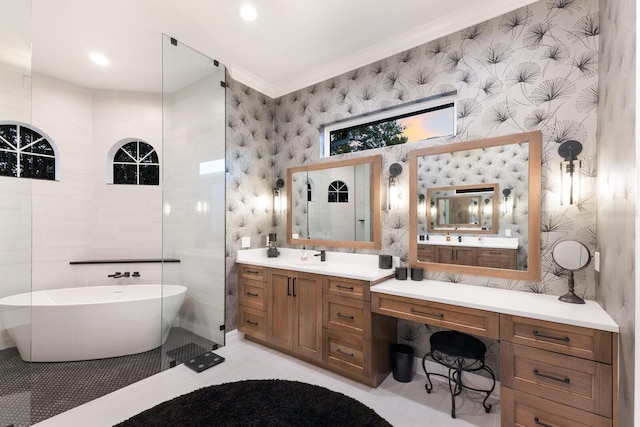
left=323, top=276, right=369, bottom=301
left=477, top=248, right=516, bottom=269
left=417, top=244, right=435, bottom=262
left=323, top=295, right=370, bottom=339
left=371, top=293, right=499, bottom=339
left=501, top=387, right=612, bottom=427
left=238, top=278, right=266, bottom=310
left=239, top=264, right=267, bottom=282
left=500, top=315, right=612, bottom=363
left=502, top=342, right=612, bottom=417
left=323, top=329, right=368, bottom=377
left=238, top=306, right=267, bottom=341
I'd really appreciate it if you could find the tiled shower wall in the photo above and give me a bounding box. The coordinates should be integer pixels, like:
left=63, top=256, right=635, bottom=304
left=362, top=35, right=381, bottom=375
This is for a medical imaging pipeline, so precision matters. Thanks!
left=226, top=0, right=600, bottom=324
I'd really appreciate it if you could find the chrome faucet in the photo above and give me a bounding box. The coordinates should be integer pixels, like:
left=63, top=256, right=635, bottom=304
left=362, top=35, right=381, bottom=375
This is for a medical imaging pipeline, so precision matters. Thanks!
left=107, top=272, right=130, bottom=278
left=314, top=250, right=326, bottom=262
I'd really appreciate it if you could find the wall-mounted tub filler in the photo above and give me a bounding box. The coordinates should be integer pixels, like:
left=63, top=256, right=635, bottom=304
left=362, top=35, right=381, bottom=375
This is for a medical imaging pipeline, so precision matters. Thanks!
left=107, top=272, right=130, bottom=278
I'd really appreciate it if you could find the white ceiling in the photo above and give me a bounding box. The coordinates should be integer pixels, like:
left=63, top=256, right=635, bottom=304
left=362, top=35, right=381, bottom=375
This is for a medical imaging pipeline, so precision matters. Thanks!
left=30, top=0, right=538, bottom=98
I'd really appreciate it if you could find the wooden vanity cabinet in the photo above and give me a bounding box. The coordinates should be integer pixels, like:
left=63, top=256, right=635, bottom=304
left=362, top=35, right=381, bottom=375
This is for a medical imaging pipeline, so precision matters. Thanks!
left=322, top=276, right=396, bottom=387
left=237, top=265, right=268, bottom=341
left=267, top=268, right=323, bottom=361
left=435, top=245, right=477, bottom=266
left=237, top=263, right=395, bottom=387
left=477, top=247, right=517, bottom=269
left=500, top=314, right=617, bottom=427
left=418, top=243, right=517, bottom=268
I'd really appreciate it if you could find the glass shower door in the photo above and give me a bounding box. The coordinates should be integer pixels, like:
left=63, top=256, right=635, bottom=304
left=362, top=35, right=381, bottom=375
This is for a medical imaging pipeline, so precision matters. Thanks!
left=161, top=35, right=226, bottom=370
left=0, top=1, right=32, bottom=425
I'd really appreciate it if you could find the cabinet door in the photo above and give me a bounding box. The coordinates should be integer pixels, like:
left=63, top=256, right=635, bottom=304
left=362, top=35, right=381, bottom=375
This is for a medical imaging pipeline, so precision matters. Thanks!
left=268, top=269, right=293, bottom=349
left=455, top=247, right=477, bottom=266
left=436, top=246, right=456, bottom=264
left=293, top=272, right=322, bottom=360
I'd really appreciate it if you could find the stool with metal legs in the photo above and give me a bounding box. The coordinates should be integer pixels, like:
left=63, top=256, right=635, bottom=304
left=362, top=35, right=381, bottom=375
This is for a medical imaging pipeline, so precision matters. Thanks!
left=421, top=330, right=495, bottom=418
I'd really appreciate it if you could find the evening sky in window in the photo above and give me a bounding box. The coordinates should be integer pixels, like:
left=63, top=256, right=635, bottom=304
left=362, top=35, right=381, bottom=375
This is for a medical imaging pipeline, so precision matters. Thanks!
left=321, top=93, right=456, bottom=156
left=0, top=122, right=57, bottom=181
left=113, top=140, right=159, bottom=185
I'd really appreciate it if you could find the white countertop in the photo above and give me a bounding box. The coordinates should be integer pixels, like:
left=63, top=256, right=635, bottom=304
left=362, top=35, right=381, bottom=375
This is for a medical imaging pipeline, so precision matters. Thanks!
left=236, top=248, right=395, bottom=282
left=418, top=236, right=518, bottom=249
left=371, top=279, right=619, bottom=333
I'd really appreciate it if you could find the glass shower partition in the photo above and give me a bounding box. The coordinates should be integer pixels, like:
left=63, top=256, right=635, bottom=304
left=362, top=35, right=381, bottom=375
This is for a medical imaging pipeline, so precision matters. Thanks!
left=161, top=35, right=226, bottom=370
left=0, top=0, right=32, bottom=425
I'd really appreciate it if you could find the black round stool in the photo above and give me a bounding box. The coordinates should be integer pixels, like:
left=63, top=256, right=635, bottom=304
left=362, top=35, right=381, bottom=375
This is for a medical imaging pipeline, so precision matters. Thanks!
left=421, top=330, right=495, bottom=418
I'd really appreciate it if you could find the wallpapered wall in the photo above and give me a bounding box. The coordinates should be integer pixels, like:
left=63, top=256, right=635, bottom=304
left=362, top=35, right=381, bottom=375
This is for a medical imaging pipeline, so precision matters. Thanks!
left=597, top=0, right=635, bottom=425
left=225, top=0, right=600, bottom=377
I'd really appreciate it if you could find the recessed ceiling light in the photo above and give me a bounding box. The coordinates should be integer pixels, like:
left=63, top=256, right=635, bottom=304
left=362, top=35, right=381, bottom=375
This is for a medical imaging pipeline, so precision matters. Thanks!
left=239, top=4, right=257, bottom=22
left=89, top=52, right=109, bottom=66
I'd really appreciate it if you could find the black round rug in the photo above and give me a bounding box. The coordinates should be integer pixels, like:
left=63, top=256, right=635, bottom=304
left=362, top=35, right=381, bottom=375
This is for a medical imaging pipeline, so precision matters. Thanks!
left=115, top=379, right=391, bottom=426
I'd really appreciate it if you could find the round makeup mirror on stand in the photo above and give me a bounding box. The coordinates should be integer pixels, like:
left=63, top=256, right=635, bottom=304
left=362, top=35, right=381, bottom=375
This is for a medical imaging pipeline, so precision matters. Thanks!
left=552, top=240, right=590, bottom=304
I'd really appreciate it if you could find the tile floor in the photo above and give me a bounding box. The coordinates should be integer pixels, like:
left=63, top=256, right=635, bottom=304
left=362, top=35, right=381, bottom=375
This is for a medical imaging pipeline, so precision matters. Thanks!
left=34, top=332, right=500, bottom=427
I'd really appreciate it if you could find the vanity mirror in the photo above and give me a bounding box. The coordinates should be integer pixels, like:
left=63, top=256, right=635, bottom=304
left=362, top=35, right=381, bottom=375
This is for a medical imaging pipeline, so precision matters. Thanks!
left=427, top=183, right=499, bottom=232
left=287, top=155, right=382, bottom=249
left=409, top=131, right=541, bottom=280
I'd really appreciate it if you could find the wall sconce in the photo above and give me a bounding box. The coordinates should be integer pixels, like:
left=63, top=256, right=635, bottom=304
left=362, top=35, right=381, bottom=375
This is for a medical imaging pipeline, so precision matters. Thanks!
left=483, top=198, right=492, bottom=216
left=430, top=200, right=437, bottom=218
left=418, top=194, right=426, bottom=216
left=502, top=189, right=513, bottom=215
left=273, top=178, right=285, bottom=214
left=388, top=163, right=402, bottom=210
left=558, top=140, right=582, bottom=205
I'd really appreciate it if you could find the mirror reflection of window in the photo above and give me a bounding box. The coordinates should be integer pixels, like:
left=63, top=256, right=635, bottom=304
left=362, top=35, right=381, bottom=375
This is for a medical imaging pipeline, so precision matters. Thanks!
left=328, top=180, right=349, bottom=203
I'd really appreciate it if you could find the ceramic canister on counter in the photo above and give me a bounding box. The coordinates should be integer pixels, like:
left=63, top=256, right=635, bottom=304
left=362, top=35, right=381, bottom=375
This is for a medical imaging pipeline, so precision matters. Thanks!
left=395, top=267, right=407, bottom=280
left=378, top=255, right=393, bottom=269
left=410, top=267, right=424, bottom=281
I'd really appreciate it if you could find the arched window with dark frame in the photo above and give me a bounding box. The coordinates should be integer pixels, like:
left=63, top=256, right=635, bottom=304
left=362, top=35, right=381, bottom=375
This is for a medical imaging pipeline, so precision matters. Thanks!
left=328, top=180, right=349, bottom=203
left=0, top=122, right=57, bottom=181
left=112, top=140, right=159, bottom=185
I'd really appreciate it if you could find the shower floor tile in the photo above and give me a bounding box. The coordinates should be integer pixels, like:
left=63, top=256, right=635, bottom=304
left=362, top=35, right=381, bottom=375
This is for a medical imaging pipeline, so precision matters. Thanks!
left=0, top=327, right=218, bottom=426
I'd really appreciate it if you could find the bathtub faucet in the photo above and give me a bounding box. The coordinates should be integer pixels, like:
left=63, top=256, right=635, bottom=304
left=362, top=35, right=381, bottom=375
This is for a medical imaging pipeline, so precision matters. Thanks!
left=107, top=272, right=130, bottom=278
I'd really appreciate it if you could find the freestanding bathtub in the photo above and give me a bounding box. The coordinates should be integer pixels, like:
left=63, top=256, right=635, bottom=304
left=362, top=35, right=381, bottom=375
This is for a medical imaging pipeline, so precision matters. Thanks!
left=0, top=284, right=186, bottom=362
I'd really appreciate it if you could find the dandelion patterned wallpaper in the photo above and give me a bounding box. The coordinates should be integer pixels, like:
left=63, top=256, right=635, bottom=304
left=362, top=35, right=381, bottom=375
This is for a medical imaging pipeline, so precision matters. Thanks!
left=225, top=0, right=610, bottom=389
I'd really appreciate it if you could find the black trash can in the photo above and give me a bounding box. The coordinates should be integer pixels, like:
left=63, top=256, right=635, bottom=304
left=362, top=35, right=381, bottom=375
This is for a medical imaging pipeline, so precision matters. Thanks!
left=390, top=344, right=415, bottom=382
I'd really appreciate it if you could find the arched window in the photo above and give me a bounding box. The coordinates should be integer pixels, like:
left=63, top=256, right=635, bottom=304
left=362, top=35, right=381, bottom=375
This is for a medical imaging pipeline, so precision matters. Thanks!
left=111, top=140, right=159, bottom=185
left=0, top=122, right=57, bottom=181
left=328, top=180, right=349, bottom=203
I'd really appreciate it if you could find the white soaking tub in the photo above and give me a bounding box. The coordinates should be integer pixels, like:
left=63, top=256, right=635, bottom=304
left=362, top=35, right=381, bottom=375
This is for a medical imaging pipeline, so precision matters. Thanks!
left=0, top=284, right=186, bottom=362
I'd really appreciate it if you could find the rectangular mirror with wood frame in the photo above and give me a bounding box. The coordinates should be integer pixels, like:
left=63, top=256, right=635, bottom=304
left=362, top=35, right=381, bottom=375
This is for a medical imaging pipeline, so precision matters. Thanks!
left=409, top=131, right=542, bottom=281
left=287, top=155, right=382, bottom=250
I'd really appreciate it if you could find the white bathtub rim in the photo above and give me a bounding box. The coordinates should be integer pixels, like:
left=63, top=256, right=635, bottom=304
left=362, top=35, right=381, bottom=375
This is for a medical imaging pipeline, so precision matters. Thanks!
left=0, top=284, right=187, bottom=308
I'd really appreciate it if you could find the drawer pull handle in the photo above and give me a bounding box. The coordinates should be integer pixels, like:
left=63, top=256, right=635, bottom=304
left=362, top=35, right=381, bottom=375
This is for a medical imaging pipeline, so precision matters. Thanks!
left=246, top=269, right=260, bottom=274
left=534, top=417, right=554, bottom=427
left=532, top=330, right=570, bottom=342
left=410, top=307, right=444, bottom=318
left=336, top=312, right=355, bottom=320
left=246, top=292, right=259, bottom=297
left=336, top=348, right=354, bottom=358
left=336, top=284, right=354, bottom=291
left=533, top=369, right=570, bottom=384
left=245, top=320, right=258, bottom=326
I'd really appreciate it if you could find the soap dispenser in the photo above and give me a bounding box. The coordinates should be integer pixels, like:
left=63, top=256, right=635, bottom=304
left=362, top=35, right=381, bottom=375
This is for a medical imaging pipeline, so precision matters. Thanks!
left=300, top=246, right=308, bottom=261
left=446, top=233, right=451, bottom=242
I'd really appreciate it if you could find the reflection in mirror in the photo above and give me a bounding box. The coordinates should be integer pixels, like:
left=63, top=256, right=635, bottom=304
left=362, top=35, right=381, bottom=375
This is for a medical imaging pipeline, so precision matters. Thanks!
left=288, top=155, right=381, bottom=249
left=553, top=240, right=590, bottom=304
left=427, top=184, right=498, bottom=232
left=552, top=240, right=590, bottom=271
left=409, top=131, right=542, bottom=281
